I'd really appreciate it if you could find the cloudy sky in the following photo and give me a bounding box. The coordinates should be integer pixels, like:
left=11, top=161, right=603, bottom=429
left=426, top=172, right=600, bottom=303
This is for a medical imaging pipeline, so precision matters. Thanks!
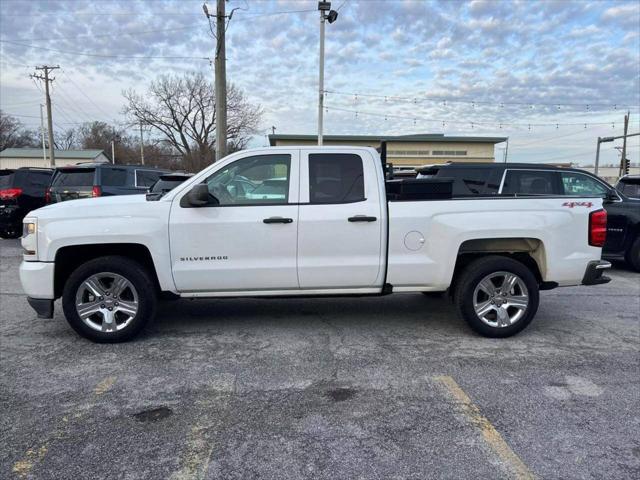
left=1, top=0, right=639, bottom=166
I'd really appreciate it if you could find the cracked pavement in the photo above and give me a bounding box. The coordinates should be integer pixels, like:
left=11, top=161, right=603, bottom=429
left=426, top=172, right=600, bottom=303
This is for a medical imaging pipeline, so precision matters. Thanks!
left=1, top=238, right=639, bottom=479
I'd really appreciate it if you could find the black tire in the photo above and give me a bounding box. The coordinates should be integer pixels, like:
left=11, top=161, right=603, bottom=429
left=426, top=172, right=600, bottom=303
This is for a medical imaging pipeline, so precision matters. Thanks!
left=454, top=256, right=540, bottom=338
left=62, top=255, right=157, bottom=343
left=624, top=236, right=640, bottom=272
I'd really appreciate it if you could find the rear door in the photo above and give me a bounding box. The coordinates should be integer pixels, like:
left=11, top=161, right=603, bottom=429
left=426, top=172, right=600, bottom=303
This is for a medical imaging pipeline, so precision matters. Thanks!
left=297, top=150, right=383, bottom=289
left=49, top=168, right=96, bottom=202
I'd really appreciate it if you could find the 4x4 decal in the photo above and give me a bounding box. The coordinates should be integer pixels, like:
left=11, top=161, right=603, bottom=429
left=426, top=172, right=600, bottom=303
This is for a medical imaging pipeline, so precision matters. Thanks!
left=562, top=201, right=593, bottom=208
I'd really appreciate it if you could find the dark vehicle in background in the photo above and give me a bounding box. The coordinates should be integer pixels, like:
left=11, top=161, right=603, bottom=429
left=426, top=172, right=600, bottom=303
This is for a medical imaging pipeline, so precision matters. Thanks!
left=0, top=167, right=53, bottom=238
left=146, top=172, right=193, bottom=200
left=417, top=163, right=640, bottom=271
left=615, top=175, right=640, bottom=199
left=48, top=164, right=171, bottom=204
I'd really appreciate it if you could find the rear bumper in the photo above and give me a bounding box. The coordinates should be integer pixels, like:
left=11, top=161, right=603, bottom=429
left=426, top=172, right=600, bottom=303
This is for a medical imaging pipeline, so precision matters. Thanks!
left=581, top=260, right=612, bottom=286
left=0, top=205, right=23, bottom=229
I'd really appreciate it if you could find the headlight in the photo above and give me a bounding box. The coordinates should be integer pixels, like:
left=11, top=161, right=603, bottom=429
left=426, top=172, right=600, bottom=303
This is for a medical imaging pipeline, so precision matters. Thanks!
left=23, top=222, right=36, bottom=236
left=22, top=218, right=37, bottom=257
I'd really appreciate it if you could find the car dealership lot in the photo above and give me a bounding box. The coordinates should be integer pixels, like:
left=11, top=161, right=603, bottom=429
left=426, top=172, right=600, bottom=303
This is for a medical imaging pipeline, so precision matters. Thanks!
left=1, top=238, right=638, bottom=480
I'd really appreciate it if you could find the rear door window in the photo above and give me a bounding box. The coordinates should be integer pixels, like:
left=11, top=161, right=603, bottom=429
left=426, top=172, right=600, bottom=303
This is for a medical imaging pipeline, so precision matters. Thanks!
left=560, top=172, right=608, bottom=196
left=618, top=181, right=640, bottom=198
left=136, top=170, right=163, bottom=188
left=308, top=153, right=365, bottom=203
left=501, top=170, right=560, bottom=195
left=52, top=169, right=95, bottom=187
left=101, top=168, right=128, bottom=187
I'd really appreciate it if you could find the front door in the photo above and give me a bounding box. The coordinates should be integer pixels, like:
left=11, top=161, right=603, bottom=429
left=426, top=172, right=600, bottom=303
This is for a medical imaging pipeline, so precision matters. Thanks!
left=169, top=151, right=300, bottom=292
left=297, top=150, right=384, bottom=289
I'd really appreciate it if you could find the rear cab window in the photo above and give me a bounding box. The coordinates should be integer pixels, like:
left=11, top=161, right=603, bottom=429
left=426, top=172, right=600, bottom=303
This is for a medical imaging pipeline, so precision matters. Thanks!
left=308, top=153, right=365, bottom=203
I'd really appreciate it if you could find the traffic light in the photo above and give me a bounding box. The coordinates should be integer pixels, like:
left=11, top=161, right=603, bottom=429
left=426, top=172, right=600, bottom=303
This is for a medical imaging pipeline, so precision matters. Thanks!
left=623, top=157, right=630, bottom=175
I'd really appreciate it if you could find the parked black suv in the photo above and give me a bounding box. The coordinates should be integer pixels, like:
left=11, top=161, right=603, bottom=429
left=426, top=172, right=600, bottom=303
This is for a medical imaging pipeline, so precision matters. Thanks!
left=615, top=175, right=640, bottom=199
left=48, top=164, right=171, bottom=204
left=417, top=163, right=640, bottom=271
left=0, top=167, right=54, bottom=238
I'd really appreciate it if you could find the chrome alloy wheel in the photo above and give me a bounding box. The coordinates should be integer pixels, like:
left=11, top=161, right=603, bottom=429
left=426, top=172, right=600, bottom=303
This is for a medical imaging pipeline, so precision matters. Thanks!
left=472, top=271, right=529, bottom=328
left=75, top=272, right=139, bottom=332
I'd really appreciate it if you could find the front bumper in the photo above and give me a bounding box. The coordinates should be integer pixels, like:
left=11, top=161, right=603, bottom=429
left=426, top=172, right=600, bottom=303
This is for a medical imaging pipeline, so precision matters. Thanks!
left=0, top=205, right=22, bottom=231
left=582, top=260, right=612, bottom=286
left=19, top=261, right=55, bottom=299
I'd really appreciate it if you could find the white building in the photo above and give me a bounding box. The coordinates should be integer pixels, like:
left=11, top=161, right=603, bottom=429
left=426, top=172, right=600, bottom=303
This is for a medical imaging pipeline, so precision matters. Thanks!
left=0, top=148, right=110, bottom=169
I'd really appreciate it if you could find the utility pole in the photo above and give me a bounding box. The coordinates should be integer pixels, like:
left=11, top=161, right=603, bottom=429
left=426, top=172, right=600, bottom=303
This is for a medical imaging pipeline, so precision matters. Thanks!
left=111, top=140, right=116, bottom=164
left=271, top=126, right=276, bottom=135
left=39, top=104, right=47, bottom=165
left=619, top=111, right=629, bottom=177
left=139, top=121, right=145, bottom=165
left=204, top=0, right=228, bottom=162
left=595, top=130, right=638, bottom=177
left=31, top=65, right=59, bottom=167
left=317, top=2, right=338, bottom=145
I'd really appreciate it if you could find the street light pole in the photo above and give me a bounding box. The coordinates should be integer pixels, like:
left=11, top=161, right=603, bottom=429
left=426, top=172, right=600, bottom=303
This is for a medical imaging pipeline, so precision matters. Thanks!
left=595, top=137, right=602, bottom=176
left=317, top=9, right=326, bottom=146
left=317, top=2, right=338, bottom=146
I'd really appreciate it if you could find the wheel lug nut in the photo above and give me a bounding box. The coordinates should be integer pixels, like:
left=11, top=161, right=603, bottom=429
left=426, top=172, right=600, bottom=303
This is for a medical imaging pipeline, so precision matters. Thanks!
left=108, top=307, right=113, bottom=311
left=115, top=302, right=119, bottom=306
left=99, top=296, right=103, bottom=301
left=100, top=304, right=105, bottom=308
left=106, top=292, right=110, bottom=296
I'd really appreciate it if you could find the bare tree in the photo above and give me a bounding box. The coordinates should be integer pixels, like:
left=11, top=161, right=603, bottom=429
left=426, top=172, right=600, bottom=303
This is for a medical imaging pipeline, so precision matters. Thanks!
left=54, top=128, right=78, bottom=150
left=0, top=111, right=38, bottom=151
left=123, top=72, right=261, bottom=171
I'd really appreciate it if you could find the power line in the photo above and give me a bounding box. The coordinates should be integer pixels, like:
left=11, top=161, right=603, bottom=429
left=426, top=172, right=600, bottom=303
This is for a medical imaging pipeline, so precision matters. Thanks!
left=324, top=104, right=620, bottom=128
left=0, top=40, right=209, bottom=60
left=59, top=70, right=117, bottom=122
left=324, top=89, right=639, bottom=112
left=2, top=24, right=201, bottom=42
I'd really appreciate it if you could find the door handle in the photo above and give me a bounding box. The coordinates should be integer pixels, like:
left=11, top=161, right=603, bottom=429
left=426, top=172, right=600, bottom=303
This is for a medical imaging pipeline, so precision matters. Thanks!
left=263, top=217, right=293, bottom=224
left=348, top=215, right=377, bottom=222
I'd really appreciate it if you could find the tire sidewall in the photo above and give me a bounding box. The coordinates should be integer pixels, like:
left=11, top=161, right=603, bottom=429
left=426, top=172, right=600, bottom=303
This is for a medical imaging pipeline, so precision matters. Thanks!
left=625, top=236, right=640, bottom=272
left=456, top=257, right=540, bottom=338
left=62, top=256, right=157, bottom=343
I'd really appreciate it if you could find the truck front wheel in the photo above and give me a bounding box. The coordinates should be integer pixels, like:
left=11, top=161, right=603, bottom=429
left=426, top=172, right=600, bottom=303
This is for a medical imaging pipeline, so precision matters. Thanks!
left=454, top=256, right=539, bottom=338
left=62, top=255, right=158, bottom=343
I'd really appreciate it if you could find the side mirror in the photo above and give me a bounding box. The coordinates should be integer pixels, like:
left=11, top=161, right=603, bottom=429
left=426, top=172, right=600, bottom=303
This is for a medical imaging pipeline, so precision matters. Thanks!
left=180, top=184, right=216, bottom=207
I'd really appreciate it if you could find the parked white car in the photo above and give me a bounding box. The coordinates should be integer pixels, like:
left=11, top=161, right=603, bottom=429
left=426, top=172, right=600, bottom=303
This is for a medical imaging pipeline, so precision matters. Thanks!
left=20, top=147, right=610, bottom=342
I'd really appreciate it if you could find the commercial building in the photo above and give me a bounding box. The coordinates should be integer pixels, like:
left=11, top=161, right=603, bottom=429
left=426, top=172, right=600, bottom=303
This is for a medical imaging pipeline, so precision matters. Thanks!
left=268, top=133, right=507, bottom=168
left=0, top=148, right=110, bottom=169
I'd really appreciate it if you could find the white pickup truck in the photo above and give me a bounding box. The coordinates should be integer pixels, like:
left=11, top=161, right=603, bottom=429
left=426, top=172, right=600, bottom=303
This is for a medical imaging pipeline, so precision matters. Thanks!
left=19, top=146, right=611, bottom=342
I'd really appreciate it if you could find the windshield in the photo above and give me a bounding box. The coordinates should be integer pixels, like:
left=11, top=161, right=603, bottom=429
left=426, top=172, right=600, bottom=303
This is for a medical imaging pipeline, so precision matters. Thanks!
left=52, top=169, right=95, bottom=187
left=0, top=171, right=15, bottom=188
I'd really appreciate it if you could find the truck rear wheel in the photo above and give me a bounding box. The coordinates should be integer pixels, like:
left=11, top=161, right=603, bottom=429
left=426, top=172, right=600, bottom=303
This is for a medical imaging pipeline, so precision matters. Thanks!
left=62, top=255, right=157, bottom=343
left=454, top=256, right=539, bottom=338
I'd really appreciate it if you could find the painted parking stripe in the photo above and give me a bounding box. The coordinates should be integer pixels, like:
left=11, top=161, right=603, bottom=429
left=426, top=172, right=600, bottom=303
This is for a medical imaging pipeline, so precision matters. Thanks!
left=434, top=375, right=536, bottom=480
left=12, top=376, right=117, bottom=478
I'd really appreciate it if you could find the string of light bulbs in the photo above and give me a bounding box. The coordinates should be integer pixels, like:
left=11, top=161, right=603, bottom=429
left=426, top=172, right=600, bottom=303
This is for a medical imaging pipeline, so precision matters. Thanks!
left=323, top=90, right=639, bottom=112
left=323, top=105, right=624, bottom=130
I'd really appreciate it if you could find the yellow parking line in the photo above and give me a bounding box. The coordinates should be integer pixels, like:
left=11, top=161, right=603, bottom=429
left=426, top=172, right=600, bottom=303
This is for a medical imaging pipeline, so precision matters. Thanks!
left=434, top=375, right=536, bottom=480
left=12, top=376, right=117, bottom=478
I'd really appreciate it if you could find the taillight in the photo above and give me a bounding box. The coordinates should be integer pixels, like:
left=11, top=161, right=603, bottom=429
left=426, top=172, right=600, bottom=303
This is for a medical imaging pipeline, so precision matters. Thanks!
left=589, top=209, right=607, bottom=247
left=0, top=187, right=23, bottom=200
left=44, top=187, right=51, bottom=203
left=91, top=185, right=102, bottom=197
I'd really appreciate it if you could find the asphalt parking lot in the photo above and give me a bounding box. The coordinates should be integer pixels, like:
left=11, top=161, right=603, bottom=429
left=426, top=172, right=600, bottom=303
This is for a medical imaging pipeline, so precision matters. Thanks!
left=1, top=238, right=638, bottom=480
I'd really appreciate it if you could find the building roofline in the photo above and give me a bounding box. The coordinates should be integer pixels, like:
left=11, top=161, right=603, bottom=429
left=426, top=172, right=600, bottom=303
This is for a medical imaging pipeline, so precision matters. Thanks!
left=268, top=133, right=508, bottom=146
